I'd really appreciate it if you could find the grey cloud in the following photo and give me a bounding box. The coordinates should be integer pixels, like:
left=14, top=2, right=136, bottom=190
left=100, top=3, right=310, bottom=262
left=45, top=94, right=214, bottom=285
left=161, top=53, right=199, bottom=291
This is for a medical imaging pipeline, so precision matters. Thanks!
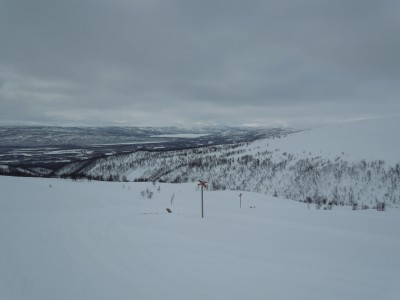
left=0, top=0, right=399, bottom=127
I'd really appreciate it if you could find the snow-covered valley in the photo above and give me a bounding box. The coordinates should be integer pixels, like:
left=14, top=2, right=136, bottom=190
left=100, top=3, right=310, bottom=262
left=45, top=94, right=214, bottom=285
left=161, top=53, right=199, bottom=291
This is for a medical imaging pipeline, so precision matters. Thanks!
left=1, top=176, right=399, bottom=300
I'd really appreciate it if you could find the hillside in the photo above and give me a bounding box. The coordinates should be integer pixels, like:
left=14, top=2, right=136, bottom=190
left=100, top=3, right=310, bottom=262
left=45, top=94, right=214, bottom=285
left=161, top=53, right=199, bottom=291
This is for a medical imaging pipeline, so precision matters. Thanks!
left=55, top=117, right=400, bottom=208
left=260, top=117, right=400, bottom=165
left=0, top=176, right=399, bottom=300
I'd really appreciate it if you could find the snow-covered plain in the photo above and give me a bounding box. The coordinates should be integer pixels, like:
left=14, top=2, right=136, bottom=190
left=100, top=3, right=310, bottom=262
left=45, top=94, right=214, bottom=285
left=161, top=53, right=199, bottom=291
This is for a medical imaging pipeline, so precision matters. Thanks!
left=1, top=176, right=399, bottom=300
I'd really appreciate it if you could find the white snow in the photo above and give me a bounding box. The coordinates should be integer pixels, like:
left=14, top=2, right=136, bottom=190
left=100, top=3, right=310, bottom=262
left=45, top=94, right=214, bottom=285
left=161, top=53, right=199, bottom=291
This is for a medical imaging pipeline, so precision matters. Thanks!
left=42, top=150, right=82, bottom=155
left=151, top=134, right=210, bottom=138
left=1, top=176, right=399, bottom=300
left=93, top=141, right=161, bottom=146
left=256, top=117, right=400, bottom=164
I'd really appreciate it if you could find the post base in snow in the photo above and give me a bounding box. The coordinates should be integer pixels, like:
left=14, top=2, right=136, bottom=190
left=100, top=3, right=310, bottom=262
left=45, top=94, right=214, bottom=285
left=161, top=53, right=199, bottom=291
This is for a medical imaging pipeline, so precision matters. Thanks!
left=166, top=208, right=172, bottom=213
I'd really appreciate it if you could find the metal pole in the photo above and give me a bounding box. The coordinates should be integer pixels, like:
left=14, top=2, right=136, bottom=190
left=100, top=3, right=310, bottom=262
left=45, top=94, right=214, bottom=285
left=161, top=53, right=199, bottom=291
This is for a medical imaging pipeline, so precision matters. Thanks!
left=201, top=185, right=204, bottom=218
left=198, top=180, right=207, bottom=218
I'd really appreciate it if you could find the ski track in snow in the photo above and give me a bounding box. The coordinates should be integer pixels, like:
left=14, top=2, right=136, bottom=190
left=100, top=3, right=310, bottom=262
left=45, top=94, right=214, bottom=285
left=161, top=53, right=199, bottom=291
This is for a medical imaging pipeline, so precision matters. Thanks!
left=1, top=176, right=399, bottom=300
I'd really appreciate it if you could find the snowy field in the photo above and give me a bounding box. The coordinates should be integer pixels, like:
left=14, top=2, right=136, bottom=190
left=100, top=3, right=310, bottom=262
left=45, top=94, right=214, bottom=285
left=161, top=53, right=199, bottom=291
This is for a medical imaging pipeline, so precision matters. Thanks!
left=257, top=116, right=400, bottom=164
left=1, top=176, right=399, bottom=300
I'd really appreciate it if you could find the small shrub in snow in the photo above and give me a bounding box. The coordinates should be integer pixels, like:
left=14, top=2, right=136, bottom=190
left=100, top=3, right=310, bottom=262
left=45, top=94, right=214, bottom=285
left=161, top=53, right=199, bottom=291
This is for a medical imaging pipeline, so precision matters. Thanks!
left=140, top=189, right=153, bottom=199
left=146, top=189, right=153, bottom=199
left=306, top=196, right=312, bottom=209
left=361, top=204, right=369, bottom=210
left=376, top=202, right=385, bottom=211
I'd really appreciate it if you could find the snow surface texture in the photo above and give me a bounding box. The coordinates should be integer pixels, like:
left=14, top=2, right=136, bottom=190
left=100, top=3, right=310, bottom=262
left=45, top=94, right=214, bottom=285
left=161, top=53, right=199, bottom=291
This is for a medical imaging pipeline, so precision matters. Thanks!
left=0, top=176, right=399, bottom=300
left=260, top=117, right=400, bottom=165
left=56, top=117, right=400, bottom=208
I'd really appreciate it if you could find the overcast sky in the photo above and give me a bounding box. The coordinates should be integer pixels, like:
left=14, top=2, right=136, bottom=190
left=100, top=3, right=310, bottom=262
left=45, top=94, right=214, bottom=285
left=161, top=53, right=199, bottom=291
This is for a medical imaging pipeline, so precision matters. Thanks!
left=1, top=0, right=399, bottom=128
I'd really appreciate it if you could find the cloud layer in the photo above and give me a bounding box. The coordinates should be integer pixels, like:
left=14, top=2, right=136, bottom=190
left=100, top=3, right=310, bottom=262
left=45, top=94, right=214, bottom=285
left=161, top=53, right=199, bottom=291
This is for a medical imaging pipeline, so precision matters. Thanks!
left=1, top=0, right=399, bottom=127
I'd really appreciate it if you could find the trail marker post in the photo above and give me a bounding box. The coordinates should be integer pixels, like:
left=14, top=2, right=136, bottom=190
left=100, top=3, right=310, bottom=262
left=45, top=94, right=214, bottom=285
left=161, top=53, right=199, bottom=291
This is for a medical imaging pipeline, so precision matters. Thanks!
left=198, top=180, right=208, bottom=218
left=239, top=193, right=242, bottom=208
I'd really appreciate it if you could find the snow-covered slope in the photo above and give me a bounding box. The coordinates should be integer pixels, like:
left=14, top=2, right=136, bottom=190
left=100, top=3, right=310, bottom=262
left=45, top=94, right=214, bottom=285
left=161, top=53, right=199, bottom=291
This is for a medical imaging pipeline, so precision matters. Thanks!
left=0, top=176, right=399, bottom=300
left=257, top=117, right=400, bottom=165
left=55, top=117, right=400, bottom=208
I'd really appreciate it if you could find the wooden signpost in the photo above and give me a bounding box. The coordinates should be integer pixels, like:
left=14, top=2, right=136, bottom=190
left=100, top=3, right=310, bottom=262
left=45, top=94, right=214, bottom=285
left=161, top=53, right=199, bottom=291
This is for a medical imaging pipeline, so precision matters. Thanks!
left=198, top=180, right=208, bottom=218
left=239, top=193, right=242, bottom=208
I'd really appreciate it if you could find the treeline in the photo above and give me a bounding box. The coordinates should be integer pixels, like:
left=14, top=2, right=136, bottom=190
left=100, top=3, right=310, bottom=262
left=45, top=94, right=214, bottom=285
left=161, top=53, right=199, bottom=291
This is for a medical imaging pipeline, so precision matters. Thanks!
left=55, top=141, right=400, bottom=208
